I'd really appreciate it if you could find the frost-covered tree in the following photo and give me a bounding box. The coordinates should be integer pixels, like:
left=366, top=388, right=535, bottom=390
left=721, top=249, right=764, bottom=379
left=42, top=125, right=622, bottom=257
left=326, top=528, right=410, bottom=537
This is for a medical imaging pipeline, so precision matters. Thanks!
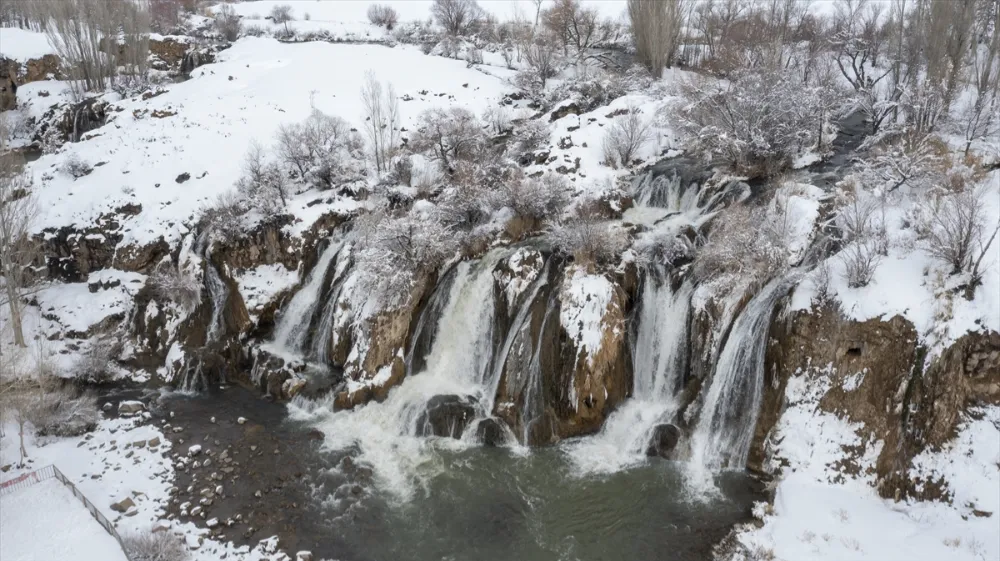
left=542, top=0, right=602, bottom=58
left=367, top=4, right=399, bottom=30
left=693, top=204, right=790, bottom=288
left=602, top=107, right=652, bottom=168
left=409, top=107, right=487, bottom=172
left=269, top=4, right=294, bottom=35
left=276, top=109, right=365, bottom=188
left=549, top=208, right=629, bottom=266
left=678, top=69, right=840, bottom=176
left=214, top=4, right=242, bottom=41
left=917, top=184, right=1000, bottom=284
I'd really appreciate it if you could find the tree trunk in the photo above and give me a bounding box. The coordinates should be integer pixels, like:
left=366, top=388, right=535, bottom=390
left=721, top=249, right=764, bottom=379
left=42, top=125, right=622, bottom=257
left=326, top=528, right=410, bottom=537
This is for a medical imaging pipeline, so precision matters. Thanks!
left=6, top=285, right=25, bottom=347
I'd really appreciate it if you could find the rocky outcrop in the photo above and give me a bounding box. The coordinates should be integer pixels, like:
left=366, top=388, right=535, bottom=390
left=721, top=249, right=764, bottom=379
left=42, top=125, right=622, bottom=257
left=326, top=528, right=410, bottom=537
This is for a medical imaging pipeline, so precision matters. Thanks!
left=34, top=97, right=111, bottom=145
left=645, top=423, right=682, bottom=459
left=415, top=394, right=478, bottom=438
left=756, top=302, right=1000, bottom=500
left=39, top=204, right=169, bottom=282
left=1, top=54, right=62, bottom=110
left=149, top=38, right=191, bottom=70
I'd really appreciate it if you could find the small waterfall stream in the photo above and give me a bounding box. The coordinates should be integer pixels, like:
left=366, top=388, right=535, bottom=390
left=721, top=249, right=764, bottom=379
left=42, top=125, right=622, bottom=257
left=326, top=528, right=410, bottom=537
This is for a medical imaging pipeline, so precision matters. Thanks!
left=565, top=273, right=693, bottom=473
left=688, top=276, right=796, bottom=471
left=272, top=235, right=346, bottom=353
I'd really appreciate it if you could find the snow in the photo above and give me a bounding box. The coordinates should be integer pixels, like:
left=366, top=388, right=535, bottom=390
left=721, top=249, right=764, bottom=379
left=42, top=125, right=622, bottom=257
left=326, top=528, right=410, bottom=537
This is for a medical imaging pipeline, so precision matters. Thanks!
left=791, top=170, right=1000, bottom=355
left=0, top=478, right=129, bottom=561
left=734, top=369, right=1000, bottom=561
left=0, top=27, right=55, bottom=61
left=33, top=272, right=145, bottom=337
left=233, top=263, right=299, bottom=318
left=559, top=265, right=615, bottom=365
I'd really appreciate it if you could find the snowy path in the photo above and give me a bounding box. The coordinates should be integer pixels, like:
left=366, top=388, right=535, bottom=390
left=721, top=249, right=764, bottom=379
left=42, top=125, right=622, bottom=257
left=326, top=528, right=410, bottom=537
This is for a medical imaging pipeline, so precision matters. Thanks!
left=0, top=478, right=129, bottom=561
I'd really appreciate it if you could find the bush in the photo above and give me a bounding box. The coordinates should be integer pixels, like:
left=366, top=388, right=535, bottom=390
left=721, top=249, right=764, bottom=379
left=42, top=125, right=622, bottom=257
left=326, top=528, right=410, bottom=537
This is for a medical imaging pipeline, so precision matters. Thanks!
left=236, top=141, right=288, bottom=216
left=122, top=530, right=190, bottom=561
left=839, top=238, right=882, bottom=288
left=60, top=154, right=92, bottom=178
left=367, top=4, right=399, bottom=30
left=148, top=264, right=201, bottom=311
left=243, top=24, right=266, bottom=37
left=547, top=69, right=627, bottom=113
left=74, top=338, right=122, bottom=384
left=916, top=185, right=997, bottom=277
left=214, top=4, right=241, bottom=41
left=549, top=209, right=629, bottom=266
left=492, top=172, right=570, bottom=221
left=693, top=204, right=789, bottom=287
left=602, top=107, right=651, bottom=168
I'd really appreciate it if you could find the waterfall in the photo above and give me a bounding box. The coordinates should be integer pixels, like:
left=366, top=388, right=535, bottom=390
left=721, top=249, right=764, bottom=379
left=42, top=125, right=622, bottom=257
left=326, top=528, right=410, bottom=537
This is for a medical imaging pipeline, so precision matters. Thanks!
left=405, top=266, right=459, bottom=377
left=564, top=272, right=692, bottom=473
left=688, top=277, right=793, bottom=470
left=307, top=244, right=353, bottom=364
left=272, top=235, right=345, bottom=353
left=520, top=288, right=558, bottom=444
left=297, top=249, right=511, bottom=499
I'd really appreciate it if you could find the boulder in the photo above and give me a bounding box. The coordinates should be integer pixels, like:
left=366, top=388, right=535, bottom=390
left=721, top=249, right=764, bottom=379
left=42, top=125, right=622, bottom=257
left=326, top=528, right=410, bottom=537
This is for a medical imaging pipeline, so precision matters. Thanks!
left=118, top=401, right=145, bottom=415
left=644, top=424, right=682, bottom=459
left=474, top=418, right=507, bottom=447
left=110, top=497, right=135, bottom=513
left=415, top=395, right=478, bottom=439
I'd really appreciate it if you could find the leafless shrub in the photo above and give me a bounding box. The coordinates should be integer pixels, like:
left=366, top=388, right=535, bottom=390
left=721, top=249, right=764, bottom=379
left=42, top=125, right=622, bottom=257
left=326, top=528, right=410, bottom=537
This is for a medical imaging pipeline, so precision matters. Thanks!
left=549, top=209, right=629, bottom=266
left=493, top=173, right=571, bottom=221
left=694, top=204, right=790, bottom=287
left=148, top=264, right=201, bottom=311
left=74, top=337, right=122, bottom=384
left=465, top=47, right=484, bottom=67
left=482, top=105, right=512, bottom=135
left=367, top=4, right=399, bottom=30
left=917, top=185, right=1000, bottom=286
left=839, top=238, right=882, bottom=288
left=201, top=189, right=247, bottom=243
left=513, top=119, right=550, bottom=156
left=60, top=154, right=92, bottom=178
left=236, top=141, right=288, bottom=215
left=150, top=0, right=182, bottom=33
left=122, top=529, right=190, bottom=561
left=243, top=24, right=267, bottom=37
left=214, top=4, right=242, bottom=41
left=2, top=374, right=98, bottom=462
left=602, top=107, right=651, bottom=168
left=431, top=0, right=482, bottom=36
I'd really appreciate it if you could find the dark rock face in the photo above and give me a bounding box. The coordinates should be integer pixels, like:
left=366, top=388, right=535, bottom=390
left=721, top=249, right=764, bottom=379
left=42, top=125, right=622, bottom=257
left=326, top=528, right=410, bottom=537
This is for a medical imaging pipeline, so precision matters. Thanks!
left=474, top=418, right=508, bottom=447
left=415, top=395, right=478, bottom=439
left=645, top=424, right=682, bottom=459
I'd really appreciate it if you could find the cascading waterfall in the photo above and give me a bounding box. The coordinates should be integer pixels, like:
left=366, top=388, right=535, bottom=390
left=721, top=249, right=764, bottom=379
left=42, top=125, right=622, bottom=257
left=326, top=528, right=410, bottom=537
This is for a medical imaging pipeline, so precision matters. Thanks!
left=688, top=277, right=794, bottom=471
left=520, top=289, right=558, bottom=444
left=307, top=244, right=353, bottom=364
left=405, top=266, right=459, bottom=377
left=272, top=235, right=346, bottom=353
left=565, top=272, right=693, bottom=473
left=204, top=258, right=227, bottom=344
left=294, top=250, right=511, bottom=498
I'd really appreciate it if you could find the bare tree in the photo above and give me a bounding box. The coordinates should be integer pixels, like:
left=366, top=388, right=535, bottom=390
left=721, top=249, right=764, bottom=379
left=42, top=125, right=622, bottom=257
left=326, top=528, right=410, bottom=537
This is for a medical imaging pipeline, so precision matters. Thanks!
left=431, top=0, right=482, bottom=36
left=149, top=0, right=182, bottom=33
left=214, top=3, right=242, bottom=42
left=42, top=0, right=151, bottom=99
left=602, top=107, right=652, bottom=167
left=628, top=0, right=688, bottom=78
left=269, top=4, right=294, bottom=35
left=236, top=141, right=288, bottom=214
left=408, top=107, right=486, bottom=172
left=360, top=72, right=400, bottom=176
left=517, top=33, right=561, bottom=94
left=542, top=0, right=602, bottom=58
left=0, top=130, right=38, bottom=348
left=367, top=4, right=399, bottom=30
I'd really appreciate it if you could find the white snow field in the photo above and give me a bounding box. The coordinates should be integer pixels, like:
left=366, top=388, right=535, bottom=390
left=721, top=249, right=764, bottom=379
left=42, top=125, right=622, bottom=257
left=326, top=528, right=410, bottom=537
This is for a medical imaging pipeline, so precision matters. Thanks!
left=0, top=27, right=55, bottom=61
left=0, top=478, right=129, bottom=561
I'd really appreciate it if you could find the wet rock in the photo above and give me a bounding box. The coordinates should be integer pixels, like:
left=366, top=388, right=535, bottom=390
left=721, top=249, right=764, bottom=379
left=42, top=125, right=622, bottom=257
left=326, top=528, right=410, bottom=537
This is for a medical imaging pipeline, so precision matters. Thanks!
left=296, top=552, right=314, bottom=561
left=645, top=424, right=682, bottom=459
left=118, top=401, right=145, bottom=415
left=415, top=395, right=478, bottom=438
left=474, top=418, right=508, bottom=447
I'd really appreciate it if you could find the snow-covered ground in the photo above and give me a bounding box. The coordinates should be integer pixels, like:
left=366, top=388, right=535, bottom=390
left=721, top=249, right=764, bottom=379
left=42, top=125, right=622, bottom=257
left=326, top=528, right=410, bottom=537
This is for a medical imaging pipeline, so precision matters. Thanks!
left=0, top=27, right=54, bottom=61
left=21, top=38, right=515, bottom=248
left=735, top=372, right=1000, bottom=561
left=0, top=478, right=129, bottom=561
